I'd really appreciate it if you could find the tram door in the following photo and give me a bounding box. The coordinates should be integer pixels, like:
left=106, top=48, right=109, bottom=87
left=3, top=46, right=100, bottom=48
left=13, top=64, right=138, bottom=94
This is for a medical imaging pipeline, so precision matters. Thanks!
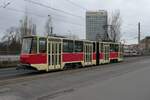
left=84, top=43, right=93, bottom=65
left=48, top=39, right=62, bottom=70
left=118, top=44, right=121, bottom=59
left=103, top=44, right=110, bottom=63
left=118, top=44, right=123, bottom=61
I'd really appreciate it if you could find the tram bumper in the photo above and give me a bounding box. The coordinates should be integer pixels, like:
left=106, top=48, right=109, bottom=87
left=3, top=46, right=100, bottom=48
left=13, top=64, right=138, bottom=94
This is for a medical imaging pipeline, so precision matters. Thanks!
left=16, top=63, right=37, bottom=71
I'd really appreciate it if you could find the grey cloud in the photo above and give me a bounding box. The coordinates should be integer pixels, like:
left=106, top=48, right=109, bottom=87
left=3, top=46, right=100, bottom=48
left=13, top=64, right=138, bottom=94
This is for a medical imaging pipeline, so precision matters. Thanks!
left=0, top=0, right=150, bottom=44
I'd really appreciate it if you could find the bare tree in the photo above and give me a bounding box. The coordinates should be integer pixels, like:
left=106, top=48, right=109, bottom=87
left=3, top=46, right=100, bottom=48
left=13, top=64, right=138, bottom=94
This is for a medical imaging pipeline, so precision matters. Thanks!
left=0, top=14, right=37, bottom=54
left=2, top=27, right=20, bottom=43
left=20, top=15, right=37, bottom=38
left=2, top=14, right=37, bottom=44
left=1, top=27, right=22, bottom=54
left=108, top=10, right=122, bottom=42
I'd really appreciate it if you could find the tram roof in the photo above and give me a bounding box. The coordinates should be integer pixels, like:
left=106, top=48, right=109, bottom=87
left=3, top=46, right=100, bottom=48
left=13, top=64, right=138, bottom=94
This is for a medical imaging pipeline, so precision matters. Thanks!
left=23, top=35, right=121, bottom=44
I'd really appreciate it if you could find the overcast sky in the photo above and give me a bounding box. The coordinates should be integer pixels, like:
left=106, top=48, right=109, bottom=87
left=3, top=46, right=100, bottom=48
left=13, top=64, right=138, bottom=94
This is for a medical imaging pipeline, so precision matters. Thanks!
left=0, top=0, right=150, bottom=44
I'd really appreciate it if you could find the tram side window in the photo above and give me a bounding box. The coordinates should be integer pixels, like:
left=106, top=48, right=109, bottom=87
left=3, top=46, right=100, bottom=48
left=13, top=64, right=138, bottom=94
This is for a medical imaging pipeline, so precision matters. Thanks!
left=39, top=38, right=46, bottom=53
left=110, top=44, right=119, bottom=52
left=63, top=40, right=73, bottom=53
left=31, top=38, right=37, bottom=54
left=121, top=45, right=124, bottom=53
left=115, top=44, right=119, bottom=52
left=75, top=41, right=83, bottom=52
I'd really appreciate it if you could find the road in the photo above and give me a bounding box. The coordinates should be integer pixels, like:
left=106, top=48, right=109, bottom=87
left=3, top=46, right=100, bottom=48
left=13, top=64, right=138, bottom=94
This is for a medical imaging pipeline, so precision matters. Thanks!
left=0, top=56, right=144, bottom=80
left=0, top=56, right=150, bottom=100
left=0, top=67, right=38, bottom=80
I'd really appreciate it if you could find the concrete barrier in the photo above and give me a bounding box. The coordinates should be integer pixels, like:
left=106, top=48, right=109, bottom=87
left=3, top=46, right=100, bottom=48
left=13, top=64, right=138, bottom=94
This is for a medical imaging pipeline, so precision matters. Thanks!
left=0, top=55, right=19, bottom=68
left=0, top=55, right=19, bottom=62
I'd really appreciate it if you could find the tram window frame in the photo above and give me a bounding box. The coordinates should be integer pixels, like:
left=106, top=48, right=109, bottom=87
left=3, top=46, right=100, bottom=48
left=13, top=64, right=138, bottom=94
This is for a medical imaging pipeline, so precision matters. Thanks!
left=100, top=43, right=103, bottom=52
left=74, top=41, right=83, bottom=52
left=22, top=38, right=32, bottom=54
left=63, top=40, right=74, bottom=53
left=110, top=44, right=119, bottom=52
left=30, top=38, right=37, bottom=54
left=39, top=38, right=47, bottom=53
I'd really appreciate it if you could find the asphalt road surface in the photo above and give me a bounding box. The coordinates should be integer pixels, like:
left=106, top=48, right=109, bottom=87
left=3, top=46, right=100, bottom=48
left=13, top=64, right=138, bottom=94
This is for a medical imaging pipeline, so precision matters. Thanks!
left=0, top=67, right=38, bottom=80
left=0, top=56, right=150, bottom=100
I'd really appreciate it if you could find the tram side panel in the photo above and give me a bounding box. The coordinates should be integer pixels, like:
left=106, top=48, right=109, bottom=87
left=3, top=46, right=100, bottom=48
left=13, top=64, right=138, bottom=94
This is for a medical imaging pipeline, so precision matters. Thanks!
left=31, top=37, right=48, bottom=71
left=109, top=43, right=119, bottom=62
left=62, top=40, right=84, bottom=68
left=109, top=52, right=118, bottom=61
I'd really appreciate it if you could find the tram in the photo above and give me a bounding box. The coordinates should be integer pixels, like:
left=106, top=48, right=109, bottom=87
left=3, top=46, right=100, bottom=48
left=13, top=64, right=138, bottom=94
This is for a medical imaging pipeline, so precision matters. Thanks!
left=20, top=36, right=123, bottom=71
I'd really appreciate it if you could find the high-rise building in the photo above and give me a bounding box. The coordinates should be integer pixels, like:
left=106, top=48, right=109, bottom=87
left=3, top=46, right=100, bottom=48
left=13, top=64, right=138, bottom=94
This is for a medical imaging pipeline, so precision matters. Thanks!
left=86, top=10, right=108, bottom=41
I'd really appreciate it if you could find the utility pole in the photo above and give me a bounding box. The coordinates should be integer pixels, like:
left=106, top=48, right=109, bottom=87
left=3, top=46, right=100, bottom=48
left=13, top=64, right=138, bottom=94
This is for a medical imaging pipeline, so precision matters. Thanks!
left=138, top=22, right=141, bottom=44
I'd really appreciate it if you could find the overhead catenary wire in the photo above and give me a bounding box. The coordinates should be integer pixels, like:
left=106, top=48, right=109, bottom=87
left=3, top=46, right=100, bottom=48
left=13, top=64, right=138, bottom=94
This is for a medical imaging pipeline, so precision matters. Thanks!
left=24, top=0, right=84, bottom=19
left=1, top=0, right=85, bottom=26
left=3, top=7, right=84, bottom=27
left=64, top=0, right=87, bottom=11
left=0, top=0, right=15, bottom=8
left=0, top=0, right=85, bottom=21
left=26, top=6, right=84, bottom=21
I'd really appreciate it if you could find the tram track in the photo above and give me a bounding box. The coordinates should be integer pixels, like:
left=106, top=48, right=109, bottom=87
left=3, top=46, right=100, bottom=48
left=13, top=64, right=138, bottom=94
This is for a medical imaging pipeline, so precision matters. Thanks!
left=0, top=56, right=148, bottom=86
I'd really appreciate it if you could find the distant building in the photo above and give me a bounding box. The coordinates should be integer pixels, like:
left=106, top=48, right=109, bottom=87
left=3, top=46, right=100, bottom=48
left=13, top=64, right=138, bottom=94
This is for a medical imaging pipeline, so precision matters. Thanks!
left=139, top=36, right=150, bottom=54
left=124, top=44, right=139, bottom=56
left=86, top=10, right=108, bottom=41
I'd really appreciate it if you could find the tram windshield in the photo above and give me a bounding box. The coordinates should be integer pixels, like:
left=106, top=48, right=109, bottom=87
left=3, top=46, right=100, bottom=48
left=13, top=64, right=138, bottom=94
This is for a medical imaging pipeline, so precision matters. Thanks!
left=22, top=38, right=37, bottom=54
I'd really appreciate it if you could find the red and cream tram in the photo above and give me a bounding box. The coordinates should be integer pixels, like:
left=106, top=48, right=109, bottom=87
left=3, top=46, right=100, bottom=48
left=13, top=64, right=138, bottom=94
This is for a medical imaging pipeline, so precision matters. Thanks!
left=20, top=36, right=123, bottom=71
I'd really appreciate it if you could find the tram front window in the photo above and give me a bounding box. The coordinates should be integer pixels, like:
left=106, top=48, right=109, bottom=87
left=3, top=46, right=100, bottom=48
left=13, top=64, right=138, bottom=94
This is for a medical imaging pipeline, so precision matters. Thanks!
left=22, top=38, right=37, bottom=54
left=22, top=38, right=32, bottom=54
